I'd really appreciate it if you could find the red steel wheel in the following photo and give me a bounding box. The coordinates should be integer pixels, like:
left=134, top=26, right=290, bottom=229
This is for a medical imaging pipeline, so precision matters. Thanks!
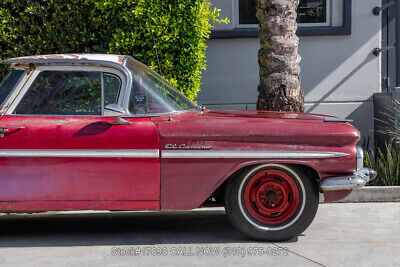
left=224, top=164, right=319, bottom=241
left=243, top=169, right=300, bottom=225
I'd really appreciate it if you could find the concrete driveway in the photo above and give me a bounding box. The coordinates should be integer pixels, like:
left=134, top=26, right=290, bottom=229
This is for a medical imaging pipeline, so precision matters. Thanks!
left=0, top=203, right=398, bottom=267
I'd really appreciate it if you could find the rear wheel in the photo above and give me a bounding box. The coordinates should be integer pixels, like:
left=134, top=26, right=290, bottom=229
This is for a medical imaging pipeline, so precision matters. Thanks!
left=224, top=164, right=319, bottom=241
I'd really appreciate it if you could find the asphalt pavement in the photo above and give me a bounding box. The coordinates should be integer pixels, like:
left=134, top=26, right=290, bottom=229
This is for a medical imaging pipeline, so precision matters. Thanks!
left=0, top=203, right=398, bottom=267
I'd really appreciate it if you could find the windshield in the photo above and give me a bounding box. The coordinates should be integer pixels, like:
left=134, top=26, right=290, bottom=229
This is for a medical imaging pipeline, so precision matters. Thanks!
left=0, top=69, right=25, bottom=108
left=127, top=58, right=197, bottom=115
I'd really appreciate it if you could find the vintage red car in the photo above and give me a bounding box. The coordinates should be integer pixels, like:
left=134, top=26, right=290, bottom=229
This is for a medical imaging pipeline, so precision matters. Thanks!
left=0, top=54, right=376, bottom=241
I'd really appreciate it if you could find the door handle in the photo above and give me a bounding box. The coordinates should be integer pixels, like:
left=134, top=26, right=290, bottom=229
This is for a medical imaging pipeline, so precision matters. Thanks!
left=0, top=126, right=25, bottom=137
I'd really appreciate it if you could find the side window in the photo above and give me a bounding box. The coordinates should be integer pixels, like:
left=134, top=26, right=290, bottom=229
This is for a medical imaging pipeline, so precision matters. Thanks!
left=0, top=69, right=25, bottom=107
left=104, top=73, right=121, bottom=106
left=14, top=71, right=101, bottom=115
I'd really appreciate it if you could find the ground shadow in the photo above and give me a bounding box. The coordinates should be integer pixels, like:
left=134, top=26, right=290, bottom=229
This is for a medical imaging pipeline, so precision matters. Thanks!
left=0, top=210, right=298, bottom=247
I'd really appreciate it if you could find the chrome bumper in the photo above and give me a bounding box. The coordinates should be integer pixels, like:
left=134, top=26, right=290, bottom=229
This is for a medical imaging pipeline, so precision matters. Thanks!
left=320, top=168, right=377, bottom=191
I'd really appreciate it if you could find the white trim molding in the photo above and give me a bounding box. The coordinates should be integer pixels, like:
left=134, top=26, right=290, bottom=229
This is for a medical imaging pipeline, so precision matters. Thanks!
left=161, top=150, right=349, bottom=159
left=0, top=149, right=159, bottom=158
left=0, top=149, right=349, bottom=159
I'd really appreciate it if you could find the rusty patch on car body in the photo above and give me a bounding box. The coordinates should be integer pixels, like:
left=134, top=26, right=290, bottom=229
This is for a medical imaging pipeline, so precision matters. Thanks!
left=1, top=54, right=127, bottom=66
left=19, top=54, right=88, bottom=61
left=0, top=103, right=11, bottom=115
left=52, top=120, right=69, bottom=125
left=117, top=55, right=125, bottom=64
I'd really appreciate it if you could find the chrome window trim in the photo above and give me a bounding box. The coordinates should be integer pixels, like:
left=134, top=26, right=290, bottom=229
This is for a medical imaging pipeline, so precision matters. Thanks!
left=4, top=58, right=134, bottom=115
left=103, top=72, right=123, bottom=107
left=0, top=149, right=159, bottom=158
left=2, top=57, right=198, bottom=118
left=121, top=109, right=198, bottom=118
left=161, top=150, right=349, bottom=159
left=0, top=70, right=31, bottom=115
left=0, top=69, right=27, bottom=110
left=5, top=65, right=127, bottom=116
left=100, top=71, right=105, bottom=115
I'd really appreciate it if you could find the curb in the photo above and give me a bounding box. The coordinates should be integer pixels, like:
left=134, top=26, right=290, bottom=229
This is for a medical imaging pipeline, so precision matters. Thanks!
left=320, top=186, right=400, bottom=203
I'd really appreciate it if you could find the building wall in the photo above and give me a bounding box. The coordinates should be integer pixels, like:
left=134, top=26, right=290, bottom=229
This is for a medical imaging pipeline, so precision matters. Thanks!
left=197, top=0, right=381, bottom=144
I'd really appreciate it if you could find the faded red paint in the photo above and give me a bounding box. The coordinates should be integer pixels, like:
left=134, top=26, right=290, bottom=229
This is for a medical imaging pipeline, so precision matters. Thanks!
left=152, top=110, right=359, bottom=210
left=323, top=190, right=352, bottom=202
left=0, top=115, right=160, bottom=211
left=0, top=106, right=360, bottom=212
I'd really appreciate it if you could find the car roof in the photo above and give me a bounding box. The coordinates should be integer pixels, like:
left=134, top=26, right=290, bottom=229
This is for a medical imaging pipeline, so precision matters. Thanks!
left=0, top=54, right=128, bottom=66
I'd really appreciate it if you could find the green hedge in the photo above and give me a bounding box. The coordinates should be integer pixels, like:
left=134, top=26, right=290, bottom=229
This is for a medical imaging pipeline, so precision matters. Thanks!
left=0, top=0, right=227, bottom=100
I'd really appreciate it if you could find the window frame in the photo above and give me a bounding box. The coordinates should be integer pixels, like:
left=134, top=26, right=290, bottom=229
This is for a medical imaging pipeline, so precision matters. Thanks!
left=235, top=0, right=331, bottom=28
left=297, top=0, right=331, bottom=27
left=0, top=69, right=27, bottom=110
left=6, top=65, right=126, bottom=117
left=103, top=72, right=123, bottom=108
left=211, top=0, right=351, bottom=38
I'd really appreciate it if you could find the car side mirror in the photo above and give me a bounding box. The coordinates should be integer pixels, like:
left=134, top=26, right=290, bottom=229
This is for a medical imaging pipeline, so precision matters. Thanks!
left=104, top=104, right=131, bottom=125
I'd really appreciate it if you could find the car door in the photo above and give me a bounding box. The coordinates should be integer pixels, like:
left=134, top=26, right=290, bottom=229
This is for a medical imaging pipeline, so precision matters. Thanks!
left=0, top=65, right=160, bottom=211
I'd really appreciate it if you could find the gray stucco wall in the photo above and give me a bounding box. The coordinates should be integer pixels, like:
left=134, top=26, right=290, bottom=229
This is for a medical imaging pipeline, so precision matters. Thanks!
left=197, top=0, right=381, bottom=145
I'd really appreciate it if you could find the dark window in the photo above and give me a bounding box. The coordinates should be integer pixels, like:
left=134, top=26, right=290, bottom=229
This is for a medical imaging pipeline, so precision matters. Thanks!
left=239, top=0, right=257, bottom=25
left=0, top=69, right=25, bottom=107
left=298, top=0, right=327, bottom=24
left=238, top=0, right=328, bottom=25
left=104, top=73, right=121, bottom=106
left=14, top=71, right=101, bottom=115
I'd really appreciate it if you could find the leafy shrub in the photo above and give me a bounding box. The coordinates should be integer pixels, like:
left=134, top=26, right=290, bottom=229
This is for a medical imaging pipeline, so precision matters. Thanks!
left=364, top=100, right=400, bottom=186
left=0, top=0, right=227, bottom=100
left=364, top=139, right=400, bottom=186
left=375, top=100, right=400, bottom=139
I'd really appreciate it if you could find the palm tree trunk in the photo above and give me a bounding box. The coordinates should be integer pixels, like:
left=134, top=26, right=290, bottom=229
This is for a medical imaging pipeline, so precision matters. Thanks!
left=255, top=0, right=305, bottom=112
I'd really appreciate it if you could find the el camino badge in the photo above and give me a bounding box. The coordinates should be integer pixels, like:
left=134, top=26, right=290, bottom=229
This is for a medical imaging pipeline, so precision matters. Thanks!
left=165, top=144, right=212, bottom=150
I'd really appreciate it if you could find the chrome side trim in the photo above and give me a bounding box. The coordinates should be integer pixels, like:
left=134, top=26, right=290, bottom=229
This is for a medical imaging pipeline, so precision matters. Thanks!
left=324, top=117, right=353, bottom=123
left=0, top=149, right=159, bottom=158
left=0, top=149, right=348, bottom=159
left=161, top=150, right=349, bottom=159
